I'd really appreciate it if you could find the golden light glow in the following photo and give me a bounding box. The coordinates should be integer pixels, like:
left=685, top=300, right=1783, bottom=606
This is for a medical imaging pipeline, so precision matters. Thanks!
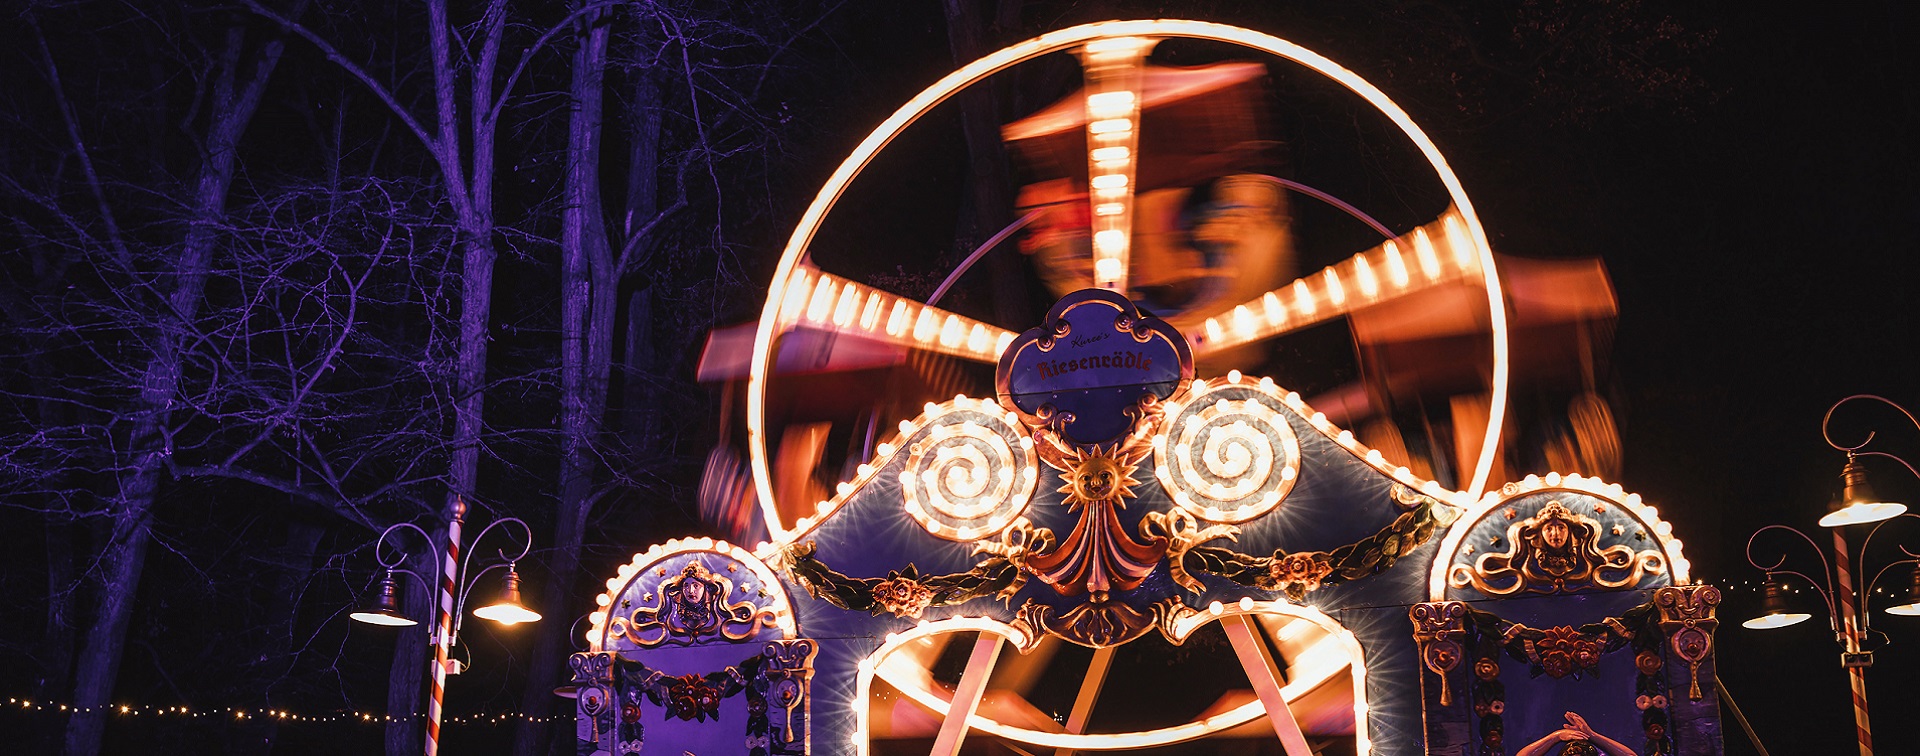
left=1817, top=501, right=1907, bottom=528
left=471, top=600, right=540, bottom=626
left=748, top=18, right=1511, bottom=544
left=1742, top=612, right=1812, bottom=630
left=898, top=401, right=1039, bottom=540
left=775, top=266, right=1015, bottom=365
left=1154, top=381, right=1302, bottom=523
left=1081, top=37, right=1153, bottom=292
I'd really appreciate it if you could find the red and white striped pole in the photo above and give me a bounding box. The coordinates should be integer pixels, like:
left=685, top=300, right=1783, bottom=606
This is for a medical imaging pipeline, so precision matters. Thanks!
left=426, top=497, right=466, bottom=756
left=1833, top=529, right=1872, bottom=756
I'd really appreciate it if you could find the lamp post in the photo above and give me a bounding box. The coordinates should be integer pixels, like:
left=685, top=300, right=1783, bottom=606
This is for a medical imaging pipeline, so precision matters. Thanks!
left=351, top=497, right=542, bottom=756
left=1743, top=395, right=1920, bottom=756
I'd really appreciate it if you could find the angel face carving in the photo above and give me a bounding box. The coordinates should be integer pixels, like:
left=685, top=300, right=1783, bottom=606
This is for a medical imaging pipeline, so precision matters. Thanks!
left=1448, top=500, right=1665, bottom=596
left=663, top=562, right=725, bottom=635
left=614, top=559, right=779, bottom=647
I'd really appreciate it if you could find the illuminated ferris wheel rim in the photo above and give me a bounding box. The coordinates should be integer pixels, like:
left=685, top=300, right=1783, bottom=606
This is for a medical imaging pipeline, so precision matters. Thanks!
left=746, top=19, right=1512, bottom=545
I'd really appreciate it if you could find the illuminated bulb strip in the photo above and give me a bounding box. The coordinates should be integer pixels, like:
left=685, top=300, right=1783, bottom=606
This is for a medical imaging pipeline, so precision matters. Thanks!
left=751, top=18, right=1512, bottom=546
left=775, top=267, right=1017, bottom=364
left=586, top=539, right=797, bottom=652
left=1080, top=37, right=1154, bottom=292
left=1188, top=209, right=1482, bottom=355
left=1423, top=472, right=1692, bottom=601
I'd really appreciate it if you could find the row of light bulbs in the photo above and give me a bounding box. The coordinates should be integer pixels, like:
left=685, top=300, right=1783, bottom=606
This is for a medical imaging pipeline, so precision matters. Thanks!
left=2, top=698, right=570, bottom=725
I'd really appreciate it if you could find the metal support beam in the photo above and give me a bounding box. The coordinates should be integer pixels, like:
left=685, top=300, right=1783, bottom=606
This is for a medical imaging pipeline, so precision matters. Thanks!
left=1053, top=645, right=1117, bottom=756
left=1224, top=615, right=1314, bottom=756
left=930, top=633, right=1004, bottom=756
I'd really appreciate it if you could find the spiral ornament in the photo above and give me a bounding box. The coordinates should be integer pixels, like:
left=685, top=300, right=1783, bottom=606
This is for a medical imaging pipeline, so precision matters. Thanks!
left=899, top=403, right=1038, bottom=540
left=1155, top=383, right=1301, bottom=523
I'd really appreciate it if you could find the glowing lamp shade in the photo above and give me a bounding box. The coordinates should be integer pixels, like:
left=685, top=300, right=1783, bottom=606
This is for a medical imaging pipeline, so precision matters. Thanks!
left=349, top=572, right=418, bottom=627
left=1819, top=457, right=1906, bottom=528
left=1742, top=576, right=1811, bottom=630
left=1887, top=567, right=1920, bottom=617
left=472, top=566, right=542, bottom=625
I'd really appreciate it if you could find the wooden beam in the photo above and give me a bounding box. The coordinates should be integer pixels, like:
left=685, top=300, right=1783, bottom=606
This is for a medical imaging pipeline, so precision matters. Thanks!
left=930, top=633, right=1004, bottom=756
left=1223, top=615, right=1314, bottom=756
left=1053, top=645, right=1117, bottom=756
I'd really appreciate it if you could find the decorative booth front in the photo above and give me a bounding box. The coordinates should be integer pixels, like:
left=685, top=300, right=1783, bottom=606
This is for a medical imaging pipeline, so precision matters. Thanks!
left=566, top=290, right=1720, bottom=755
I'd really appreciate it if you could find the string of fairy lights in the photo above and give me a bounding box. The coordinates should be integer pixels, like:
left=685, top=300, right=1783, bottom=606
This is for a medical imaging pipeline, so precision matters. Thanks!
left=8, top=580, right=1906, bottom=729
left=2, top=697, right=571, bottom=725
left=1696, top=576, right=1911, bottom=597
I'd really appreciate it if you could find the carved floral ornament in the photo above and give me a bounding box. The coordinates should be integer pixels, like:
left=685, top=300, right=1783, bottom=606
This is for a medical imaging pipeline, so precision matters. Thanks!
left=1448, top=499, right=1665, bottom=596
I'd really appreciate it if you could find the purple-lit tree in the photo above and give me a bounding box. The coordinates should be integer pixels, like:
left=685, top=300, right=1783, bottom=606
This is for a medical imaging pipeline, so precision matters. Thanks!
left=518, top=2, right=848, bottom=752
left=1, top=6, right=301, bottom=753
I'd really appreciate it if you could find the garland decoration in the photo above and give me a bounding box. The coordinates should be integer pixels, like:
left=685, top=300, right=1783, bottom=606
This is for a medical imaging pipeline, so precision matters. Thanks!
left=1176, top=486, right=1456, bottom=600
left=777, top=537, right=1035, bottom=618
left=602, top=651, right=792, bottom=756
left=1461, top=600, right=1656, bottom=680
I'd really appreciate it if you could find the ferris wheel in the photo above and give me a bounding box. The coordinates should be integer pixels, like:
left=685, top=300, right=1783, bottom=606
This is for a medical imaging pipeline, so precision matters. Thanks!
left=735, top=20, right=1515, bottom=547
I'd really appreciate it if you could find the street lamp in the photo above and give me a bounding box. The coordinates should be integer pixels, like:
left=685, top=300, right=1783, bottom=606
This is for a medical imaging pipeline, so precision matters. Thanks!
left=1743, top=395, right=1920, bottom=756
left=351, top=497, right=540, bottom=755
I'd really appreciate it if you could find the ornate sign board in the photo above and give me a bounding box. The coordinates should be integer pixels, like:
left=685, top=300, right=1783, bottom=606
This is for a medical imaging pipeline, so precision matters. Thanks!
left=573, top=292, right=1722, bottom=755
left=996, top=289, right=1191, bottom=445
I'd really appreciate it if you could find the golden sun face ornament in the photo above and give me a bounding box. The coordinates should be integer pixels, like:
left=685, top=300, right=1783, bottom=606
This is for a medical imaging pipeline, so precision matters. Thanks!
left=1062, top=453, right=1140, bottom=506
left=1027, top=435, right=1168, bottom=597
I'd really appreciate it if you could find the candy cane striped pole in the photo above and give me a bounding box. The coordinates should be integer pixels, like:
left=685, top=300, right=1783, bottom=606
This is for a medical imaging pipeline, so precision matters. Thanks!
left=1833, top=529, right=1871, bottom=756
left=427, top=498, right=467, bottom=756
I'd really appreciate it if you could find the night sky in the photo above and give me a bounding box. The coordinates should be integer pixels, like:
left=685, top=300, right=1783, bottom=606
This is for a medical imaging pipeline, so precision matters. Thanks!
left=5, top=1, right=1919, bottom=754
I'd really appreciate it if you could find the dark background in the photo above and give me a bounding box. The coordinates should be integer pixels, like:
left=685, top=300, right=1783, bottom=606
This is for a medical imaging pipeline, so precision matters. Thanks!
left=4, top=1, right=1918, bottom=754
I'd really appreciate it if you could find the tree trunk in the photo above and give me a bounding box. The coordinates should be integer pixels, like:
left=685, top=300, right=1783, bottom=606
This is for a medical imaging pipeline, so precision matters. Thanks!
left=619, top=64, right=663, bottom=453
left=36, top=517, right=75, bottom=752
left=382, top=543, right=436, bottom=754
left=515, top=11, right=612, bottom=755
left=385, top=4, right=507, bottom=755
left=943, top=0, right=1027, bottom=324
left=63, top=22, right=288, bottom=756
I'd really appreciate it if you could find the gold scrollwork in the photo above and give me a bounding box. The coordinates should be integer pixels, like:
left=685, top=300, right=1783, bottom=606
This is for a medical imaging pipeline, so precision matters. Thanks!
left=1139, top=509, right=1239, bottom=593
left=616, top=561, right=779, bottom=647
left=1410, top=601, right=1468, bottom=707
left=1010, top=595, right=1188, bottom=648
left=1449, top=500, right=1665, bottom=595
left=1654, top=584, right=1721, bottom=700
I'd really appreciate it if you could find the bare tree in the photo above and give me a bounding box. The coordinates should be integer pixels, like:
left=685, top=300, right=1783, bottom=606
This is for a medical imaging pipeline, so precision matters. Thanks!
left=513, top=2, right=847, bottom=751
left=2, top=6, right=300, bottom=753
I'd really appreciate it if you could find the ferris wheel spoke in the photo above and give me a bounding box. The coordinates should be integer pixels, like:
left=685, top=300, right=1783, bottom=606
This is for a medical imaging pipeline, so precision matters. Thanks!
left=1185, top=208, right=1484, bottom=355
left=774, top=265, right=1016, bottom=364
left=1079, top=37, right=1156, bottom=292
